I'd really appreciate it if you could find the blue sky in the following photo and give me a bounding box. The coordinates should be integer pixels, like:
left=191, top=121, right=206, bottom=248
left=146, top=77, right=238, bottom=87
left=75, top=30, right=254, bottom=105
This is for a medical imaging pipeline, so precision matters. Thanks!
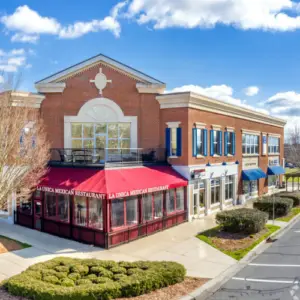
left=1, top=0, right=300, bottom=130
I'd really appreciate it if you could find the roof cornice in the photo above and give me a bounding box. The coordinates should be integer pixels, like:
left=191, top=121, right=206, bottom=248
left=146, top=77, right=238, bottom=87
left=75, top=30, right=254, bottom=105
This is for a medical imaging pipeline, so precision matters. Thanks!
left=35, top=83, right=66, bottom=93
left=10, top=91, right=45, bottom=108
left=136, top=83, right=166, bottom=94
left=156, top=92, right=286, bottom=128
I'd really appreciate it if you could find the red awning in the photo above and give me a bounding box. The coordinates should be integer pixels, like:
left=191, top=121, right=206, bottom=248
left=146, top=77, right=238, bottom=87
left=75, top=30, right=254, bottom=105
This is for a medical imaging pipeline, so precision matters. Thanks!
left=37, top=166, right=188, bottom=199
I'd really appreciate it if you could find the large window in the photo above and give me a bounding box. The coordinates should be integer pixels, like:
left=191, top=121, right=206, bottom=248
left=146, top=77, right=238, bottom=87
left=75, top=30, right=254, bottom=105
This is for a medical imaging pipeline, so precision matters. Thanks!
left=74, top=196, right=87, bottom=226
left=225, top=176, right=234, bottom=200
left=193, top=129, right=207, bottom=156
left=71, top=123, right=131, bottom=151
left=225, top=132, right=235, bottom=155
left=268, top=136, right=280, bottom=154
left=111, top=197, right=138, bottom=229
left=243, top=180, right=258, bottom=196
left=268, top=175, right=277, bottom=187
left=211, top=179, right=220, bottom=204
left=242, top=134, right=259, bottom=154
left=143, top=192, right=163, bottom=221
left=211, top=130, right=222, bottom=156
left=166, top=125, right=182, bottom=157
left=89, top=198, right=103, bottom=229
left=193, top=180, right=205, bottom=215
left=45, top=192, right=70, bottom=223
left=166, top=188, right=185, bottom=214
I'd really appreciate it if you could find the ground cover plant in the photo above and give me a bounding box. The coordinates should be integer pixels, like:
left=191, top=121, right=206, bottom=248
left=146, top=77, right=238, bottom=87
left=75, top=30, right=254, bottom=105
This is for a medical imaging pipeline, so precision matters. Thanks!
left=2, top=257, right=186, bottom=300
left=253, top=197, right=293, bottom=218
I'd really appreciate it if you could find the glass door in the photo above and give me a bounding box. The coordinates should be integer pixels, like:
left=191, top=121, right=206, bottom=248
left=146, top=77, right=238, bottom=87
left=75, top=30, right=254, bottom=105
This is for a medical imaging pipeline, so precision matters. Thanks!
left=34, top=200, right=42, bottom=231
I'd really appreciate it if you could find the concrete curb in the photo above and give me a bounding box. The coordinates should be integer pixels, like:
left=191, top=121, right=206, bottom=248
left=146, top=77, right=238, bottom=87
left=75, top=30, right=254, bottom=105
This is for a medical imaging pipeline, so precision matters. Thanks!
left=181, top=214, right=300, bottom=300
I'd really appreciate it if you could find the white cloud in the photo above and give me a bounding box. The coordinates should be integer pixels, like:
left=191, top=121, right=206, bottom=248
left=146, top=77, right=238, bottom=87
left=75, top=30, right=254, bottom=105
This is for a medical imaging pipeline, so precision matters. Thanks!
left=0, top=48, right=29, bottom=72
left=9, top=49, right=25, bottom=56
left=244, top=86, right=259, bottom=96
left=1, top=5, right=122, bottom=42
left=11, top=33, right=39, bottom=43
left=123, top=0, right=300, bottom=32
left=0, top=65, right=17, bottom=72
left=7, top=57, right=26, bottom=66
left=25, top=64, right=32, bottom=69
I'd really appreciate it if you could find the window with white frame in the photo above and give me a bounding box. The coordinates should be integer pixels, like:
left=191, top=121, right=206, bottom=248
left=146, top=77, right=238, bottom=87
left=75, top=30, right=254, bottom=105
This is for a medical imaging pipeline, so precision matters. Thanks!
left=196, top=129, right=203, bottom=155
left=268, top=136, right=280, bottom=154
left=226, top=132, right=235, bottom=155
left=171, top=128, right=177, bottom=156
left=225, top=176, right=234, bottom=200
left=210, top=130, right=222, bottom=156
left=243, top=180, right=258, bottom=196
left=211, top=179, right=220, bottom=204
left=71, top=123, right=131, bottom=151
left=242, top=134, right=259, bottom=154
left=213, top=131, right=219, bottom=155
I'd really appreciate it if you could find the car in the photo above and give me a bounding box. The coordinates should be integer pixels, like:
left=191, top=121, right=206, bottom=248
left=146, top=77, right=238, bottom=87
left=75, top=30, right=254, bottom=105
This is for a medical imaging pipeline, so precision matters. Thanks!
left=285, top=162, right=295, bottom=168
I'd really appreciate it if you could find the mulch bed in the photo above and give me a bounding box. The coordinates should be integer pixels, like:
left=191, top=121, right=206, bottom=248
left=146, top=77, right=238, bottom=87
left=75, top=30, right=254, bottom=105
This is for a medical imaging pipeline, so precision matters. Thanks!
left=0, top=237, right=25, bottom=254
left=0, top=277, right=209, bottom=300
left=210, top=228, right=268, bottom=251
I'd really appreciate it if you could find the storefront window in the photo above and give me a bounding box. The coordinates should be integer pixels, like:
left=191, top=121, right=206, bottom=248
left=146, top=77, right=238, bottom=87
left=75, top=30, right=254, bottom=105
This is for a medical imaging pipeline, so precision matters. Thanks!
left=45, top=192, right=56, bottom=219
left=89, top=198, right=103, bottom=229
left=126, top=196, right=138, bottom=225
left=211, top=179, right=220, bottom=204
left=176, top=187, right=184, bottom=211
left=154, top=192, right=163, bottom=218
left=225, top=176, right=234, bottom=200
left=166, top=190, right=176, bottom=213
left=58, top=195, right=69, bottom=222
left=143, top=194, right=153, bottom=221
left=111, top=199, right=125, bottom=228
left=243, top=180, right=258, bottom=196
left=19, top=197, right=32, bottom=215
left=74, top=196, right=87, bottom=227
left=268, top=175, right=277, bottom=187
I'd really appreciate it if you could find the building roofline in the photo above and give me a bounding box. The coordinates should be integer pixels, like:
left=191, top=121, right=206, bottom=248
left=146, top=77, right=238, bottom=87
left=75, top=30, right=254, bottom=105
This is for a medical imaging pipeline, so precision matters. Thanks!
left=157, top=91, right=287, bottom=128
left=35, top=53, right=165, bottom=85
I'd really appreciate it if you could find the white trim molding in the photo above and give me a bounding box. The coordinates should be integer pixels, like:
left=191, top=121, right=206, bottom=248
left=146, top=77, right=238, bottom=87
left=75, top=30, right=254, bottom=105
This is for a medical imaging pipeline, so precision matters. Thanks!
left=195, top=122, right=206, bottom=129
left=226, top=126, right=235, bottom=132
left=136, top=83, right=166, bottom=94
left=166, top=121, right=181, bottom=128
left=35, top=83, right=66, bottom=93
left=64, top=97, right=138, bottom=149
left=212, top=124, right=222, bottom=130
left=9, top=91, right=45, bottom=108
left=268, top=133, right=281, bottom=138
left=242, top=129, right=261, bottom=136
left=156, top=92, right=286, bottom=128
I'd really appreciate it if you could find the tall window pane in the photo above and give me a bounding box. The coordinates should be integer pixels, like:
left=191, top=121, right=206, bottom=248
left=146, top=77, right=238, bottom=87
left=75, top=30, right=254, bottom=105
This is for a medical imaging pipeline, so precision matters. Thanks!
left=108, top=123, right=118, bottom=138
left=83, top=124, right=94, bottom=138
left=143, top=194, right=153, bottom=221
left=171, top=128, right=177, bottom=156
left=225, top=176, right=234, bottom=200
left=176, top=187, right=184, bottom=211
left=126, top=196, right=138, bottom=225
left=58, top=194, right=69, bottom=223
left=211, top=179, right=220, bottom=204
left=95, top=123, right=107, bottom=134
left=119, top=123, right=131, bottom=139
left=72, top=123, right=82, bottom=138
left=111, top=199, right=124, bottom=228
left=154, top=192, right=163, bottom=218
left=166, top=190, right=176, bottom=213
left=213, top=131, right=218, bottom=155
left=74, top=196, right=87, bottom=227
left=89, top=198, right=103, bottom=229
left=196, top=129, right=203, bottom=155
left=45, top=192, right=56, bottom=219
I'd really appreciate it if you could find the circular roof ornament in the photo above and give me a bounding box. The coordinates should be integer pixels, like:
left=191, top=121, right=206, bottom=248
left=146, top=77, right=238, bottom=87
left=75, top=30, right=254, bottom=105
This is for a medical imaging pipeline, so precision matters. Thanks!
left=90, top=68, right=112, bottom=94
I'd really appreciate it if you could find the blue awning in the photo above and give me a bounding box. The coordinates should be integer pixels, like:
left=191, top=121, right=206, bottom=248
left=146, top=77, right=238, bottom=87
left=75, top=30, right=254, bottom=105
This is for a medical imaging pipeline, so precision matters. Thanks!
left=267, top=166, right=285, bottom=175
left=242, top=168, right=267, bottom=181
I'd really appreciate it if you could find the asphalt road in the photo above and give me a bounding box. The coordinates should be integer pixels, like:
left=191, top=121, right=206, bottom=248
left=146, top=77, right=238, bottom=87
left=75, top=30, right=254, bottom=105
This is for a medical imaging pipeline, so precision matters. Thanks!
left=206, top=219, right=300, bottom=300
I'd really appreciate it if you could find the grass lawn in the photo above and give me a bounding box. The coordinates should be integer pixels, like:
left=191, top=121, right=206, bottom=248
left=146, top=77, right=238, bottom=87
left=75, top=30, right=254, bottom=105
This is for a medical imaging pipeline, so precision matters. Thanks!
left=197, top=225, right=280, bottom=261
left=0, top=235, right=31, bottom=254
left=276, top=207, right=300, bottom=222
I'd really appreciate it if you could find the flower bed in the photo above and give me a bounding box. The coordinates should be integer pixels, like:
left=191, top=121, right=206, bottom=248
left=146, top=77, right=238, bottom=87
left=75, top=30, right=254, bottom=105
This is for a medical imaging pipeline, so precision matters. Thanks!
left=3, top=257, right=186, bottom=300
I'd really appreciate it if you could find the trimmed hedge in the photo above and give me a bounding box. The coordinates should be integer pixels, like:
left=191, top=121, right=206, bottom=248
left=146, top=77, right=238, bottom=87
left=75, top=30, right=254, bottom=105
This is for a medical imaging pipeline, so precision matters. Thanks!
left=253, top=197, right=293, bottom=218
left=3, top=257, right=186, bottom=300
left=216, top=208, right=268, bottom=234
left=278, top=192, right=300, bottom=207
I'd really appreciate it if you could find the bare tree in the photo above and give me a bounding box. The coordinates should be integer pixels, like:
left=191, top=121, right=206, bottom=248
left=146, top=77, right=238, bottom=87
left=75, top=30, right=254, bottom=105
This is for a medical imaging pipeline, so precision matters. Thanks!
left=0, top=90, right=49, bottom=211
left=286, top=125, right=300, bottom=167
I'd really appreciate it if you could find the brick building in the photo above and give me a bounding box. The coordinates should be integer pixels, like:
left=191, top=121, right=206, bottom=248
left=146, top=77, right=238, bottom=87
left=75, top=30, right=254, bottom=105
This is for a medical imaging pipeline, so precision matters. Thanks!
left=13, top=54, right=286, bottom=247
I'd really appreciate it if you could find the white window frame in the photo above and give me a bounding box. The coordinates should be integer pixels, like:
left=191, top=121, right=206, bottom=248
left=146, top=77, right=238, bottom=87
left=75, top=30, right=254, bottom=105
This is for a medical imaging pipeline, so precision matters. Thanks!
left=166, top=122, right=181, bottom=158
left=211, top=178, right=221, bottom=205
left=242, top=134, right=259, bottom=155
left=268, top=136, right=280, bottom=154
left=225, top=175, right=234, bottom=201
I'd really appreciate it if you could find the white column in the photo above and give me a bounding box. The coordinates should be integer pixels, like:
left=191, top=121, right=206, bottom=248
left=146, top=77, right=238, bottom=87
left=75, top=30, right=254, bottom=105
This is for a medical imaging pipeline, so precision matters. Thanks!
left=220, top=177, right=226, bottom=210
left=233, top=174, right=238, bottom=205
left=205, top=179, right=211, bottom=215
left=188, top=184, right=194, bottom=222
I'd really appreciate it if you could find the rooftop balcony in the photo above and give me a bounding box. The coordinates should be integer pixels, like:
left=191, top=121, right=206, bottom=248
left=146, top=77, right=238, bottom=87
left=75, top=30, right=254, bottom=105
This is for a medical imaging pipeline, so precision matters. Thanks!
left=49, top=148, right=167, bottom=168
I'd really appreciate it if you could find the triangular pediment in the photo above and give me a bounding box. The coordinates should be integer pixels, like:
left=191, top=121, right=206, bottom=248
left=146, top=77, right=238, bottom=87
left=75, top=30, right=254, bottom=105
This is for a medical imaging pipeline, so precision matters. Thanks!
left=36, top=54, right=164, bottom=85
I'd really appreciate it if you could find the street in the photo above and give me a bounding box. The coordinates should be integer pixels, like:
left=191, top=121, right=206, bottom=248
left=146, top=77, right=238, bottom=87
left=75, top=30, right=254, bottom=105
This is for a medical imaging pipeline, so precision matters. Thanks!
left=206, top=219, right=300, bottom=300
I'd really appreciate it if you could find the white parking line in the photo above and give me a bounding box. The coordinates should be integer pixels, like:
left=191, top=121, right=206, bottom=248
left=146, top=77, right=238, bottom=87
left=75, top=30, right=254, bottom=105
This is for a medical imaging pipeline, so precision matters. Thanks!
left=249, top=263, right=300, bottom=267
left=232, top=277, right=295, bottom=284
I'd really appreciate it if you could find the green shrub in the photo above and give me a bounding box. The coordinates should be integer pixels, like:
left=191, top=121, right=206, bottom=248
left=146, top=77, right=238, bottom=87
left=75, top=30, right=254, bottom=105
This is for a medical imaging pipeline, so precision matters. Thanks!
left=253, top=197, right=293, bottom=218
left=278, top=192, right=300, bottom=207
left=216, top=208, right=268, bottom=234
left=4, top=257, right=186, bottom=300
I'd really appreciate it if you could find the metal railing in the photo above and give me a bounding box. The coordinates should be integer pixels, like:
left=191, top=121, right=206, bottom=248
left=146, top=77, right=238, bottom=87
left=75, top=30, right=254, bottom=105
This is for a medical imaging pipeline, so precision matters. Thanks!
left=49, top=148, right=167, bottom=167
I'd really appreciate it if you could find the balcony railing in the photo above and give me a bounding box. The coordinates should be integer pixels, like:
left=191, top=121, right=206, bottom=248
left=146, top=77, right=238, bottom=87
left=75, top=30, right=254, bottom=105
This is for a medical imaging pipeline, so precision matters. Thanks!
left=49, top=148, right=167, bottom=168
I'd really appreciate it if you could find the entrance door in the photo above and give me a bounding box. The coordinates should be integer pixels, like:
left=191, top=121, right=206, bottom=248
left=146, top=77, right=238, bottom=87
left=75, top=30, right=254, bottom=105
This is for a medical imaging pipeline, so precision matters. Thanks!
left=193, top=192, right=199, bottom=217
left=34, top=200, right=42, bottom=231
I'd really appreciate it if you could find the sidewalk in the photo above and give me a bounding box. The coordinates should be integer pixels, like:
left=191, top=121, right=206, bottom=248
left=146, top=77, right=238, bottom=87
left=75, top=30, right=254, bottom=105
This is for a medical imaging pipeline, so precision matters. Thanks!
left=0, top=215, right=236, bottom=281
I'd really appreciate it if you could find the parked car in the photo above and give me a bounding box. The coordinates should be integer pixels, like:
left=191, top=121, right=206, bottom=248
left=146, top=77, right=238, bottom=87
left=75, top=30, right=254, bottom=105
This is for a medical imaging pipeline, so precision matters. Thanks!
left=285, top=162, right=295, bottom=168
